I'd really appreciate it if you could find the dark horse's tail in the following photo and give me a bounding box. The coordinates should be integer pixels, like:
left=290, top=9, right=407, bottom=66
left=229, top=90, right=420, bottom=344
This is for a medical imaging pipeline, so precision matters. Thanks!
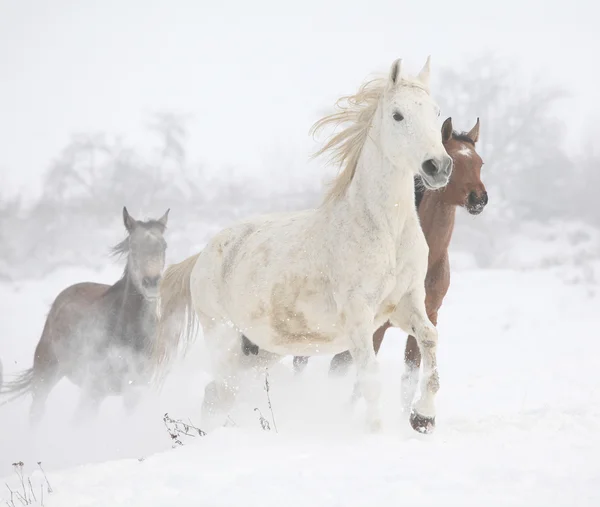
left=0, top=368, right=34, bottom=408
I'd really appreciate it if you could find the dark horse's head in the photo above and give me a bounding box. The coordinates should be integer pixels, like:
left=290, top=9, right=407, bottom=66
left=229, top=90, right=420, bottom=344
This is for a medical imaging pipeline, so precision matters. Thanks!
left=439, top=117, right=488, bottom=215
left=113, top=207, right=170, bottom=300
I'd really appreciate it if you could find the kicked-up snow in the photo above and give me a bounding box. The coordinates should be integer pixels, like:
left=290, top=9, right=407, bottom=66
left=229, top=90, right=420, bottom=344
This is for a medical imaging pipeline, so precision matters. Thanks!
left=0, top=264, right=599, bottom=506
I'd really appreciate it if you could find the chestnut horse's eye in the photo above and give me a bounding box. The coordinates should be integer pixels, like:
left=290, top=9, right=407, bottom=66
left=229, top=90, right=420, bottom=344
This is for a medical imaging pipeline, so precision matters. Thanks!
left=393, top=112, right=404, bottom=122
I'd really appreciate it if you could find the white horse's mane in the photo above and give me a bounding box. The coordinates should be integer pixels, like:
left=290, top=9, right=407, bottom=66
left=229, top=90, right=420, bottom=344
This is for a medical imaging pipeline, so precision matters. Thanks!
left=311, top=75, right=430, bottom=204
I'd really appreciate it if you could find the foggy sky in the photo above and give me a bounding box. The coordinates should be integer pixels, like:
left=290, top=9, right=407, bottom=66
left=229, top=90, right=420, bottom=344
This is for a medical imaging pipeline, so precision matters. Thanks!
left=0, top=0, right=597, bottom=198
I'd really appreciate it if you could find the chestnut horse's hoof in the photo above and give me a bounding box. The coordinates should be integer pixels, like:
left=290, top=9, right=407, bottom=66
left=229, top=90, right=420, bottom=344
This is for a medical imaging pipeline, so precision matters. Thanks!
left=409, top=410, right=435, bottom=434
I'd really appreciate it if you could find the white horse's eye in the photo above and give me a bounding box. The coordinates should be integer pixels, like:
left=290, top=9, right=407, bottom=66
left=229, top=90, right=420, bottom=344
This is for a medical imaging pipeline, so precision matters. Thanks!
left=393, top=112, right=404, bottom=122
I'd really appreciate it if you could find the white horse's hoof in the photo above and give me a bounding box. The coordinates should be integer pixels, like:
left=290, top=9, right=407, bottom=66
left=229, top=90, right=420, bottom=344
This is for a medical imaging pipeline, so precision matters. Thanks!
left=367, top=417, right=382, bottom=433
left=409, top=410, right=435, bottom=434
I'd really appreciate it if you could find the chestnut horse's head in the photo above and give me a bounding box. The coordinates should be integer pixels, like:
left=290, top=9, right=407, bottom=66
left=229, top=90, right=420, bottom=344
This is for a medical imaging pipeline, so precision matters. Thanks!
left=440, top=117, right=487, bottom=215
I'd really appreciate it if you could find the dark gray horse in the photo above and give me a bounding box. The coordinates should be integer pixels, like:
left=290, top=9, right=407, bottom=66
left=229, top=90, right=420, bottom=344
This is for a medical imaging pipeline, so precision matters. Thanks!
left=0, top=207, right=169, bottom=424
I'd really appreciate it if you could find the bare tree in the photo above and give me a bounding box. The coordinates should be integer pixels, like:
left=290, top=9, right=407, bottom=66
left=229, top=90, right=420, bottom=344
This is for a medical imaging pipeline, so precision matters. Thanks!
left=573, top=119, right=600, bottom=226
left=145, top=112, right=198, bottom=204
left=0, top=190, right=21, bottom=279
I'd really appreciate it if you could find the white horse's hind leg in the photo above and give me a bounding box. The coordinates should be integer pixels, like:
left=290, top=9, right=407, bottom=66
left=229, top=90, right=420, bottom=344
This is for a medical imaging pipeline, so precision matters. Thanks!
left=392, top=290, right=439, bottom=434
left=197, top=317, right=243, bottom=431
left=346, top=302, right=381, bottom=432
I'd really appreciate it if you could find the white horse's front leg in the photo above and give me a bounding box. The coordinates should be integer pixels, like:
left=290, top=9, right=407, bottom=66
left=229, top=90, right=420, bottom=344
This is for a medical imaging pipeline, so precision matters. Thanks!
left=392, top=289, right=439, bottom=434
left=346, top=302, right=381, bottom=432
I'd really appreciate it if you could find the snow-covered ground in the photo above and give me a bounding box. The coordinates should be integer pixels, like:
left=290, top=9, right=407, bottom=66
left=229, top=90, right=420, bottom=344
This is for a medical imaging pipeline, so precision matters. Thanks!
left=1, top=260, right=599, bottom=506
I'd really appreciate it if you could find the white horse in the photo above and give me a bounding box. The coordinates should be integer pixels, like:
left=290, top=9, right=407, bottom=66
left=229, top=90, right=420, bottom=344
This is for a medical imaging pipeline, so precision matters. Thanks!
left=155, top=56, right=453, bottom=433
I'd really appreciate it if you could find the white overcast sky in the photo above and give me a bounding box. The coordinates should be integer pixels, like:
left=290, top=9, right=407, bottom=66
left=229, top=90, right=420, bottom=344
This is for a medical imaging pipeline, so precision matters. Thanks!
left=0, top=0, right=597, bottom=197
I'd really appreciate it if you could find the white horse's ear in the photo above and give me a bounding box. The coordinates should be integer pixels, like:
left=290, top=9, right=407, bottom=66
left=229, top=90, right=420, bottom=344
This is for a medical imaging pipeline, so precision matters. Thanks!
left=157, top=208, right=170, bottom=228
left=417, top=55, right=431, bottom=88
left=388, top=58, right=402, bottom=86
left=467, top=117, right=480, bottom=143
left=123, top=206, right=137, bottom=232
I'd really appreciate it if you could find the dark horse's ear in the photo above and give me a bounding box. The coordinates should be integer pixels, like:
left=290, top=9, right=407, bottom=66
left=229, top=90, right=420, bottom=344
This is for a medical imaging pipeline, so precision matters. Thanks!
left=157, top=208, right=170, bottom=230
left=467, top=117, right=480, bottom=143
left=441, top=117, right=453, bottom=143
left=123, top=206, right=137, bottom=233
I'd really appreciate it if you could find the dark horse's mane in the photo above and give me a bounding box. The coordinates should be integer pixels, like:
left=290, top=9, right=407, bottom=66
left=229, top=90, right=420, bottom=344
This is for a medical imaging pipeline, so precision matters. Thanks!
left=414, top=129, right=475, bottom=210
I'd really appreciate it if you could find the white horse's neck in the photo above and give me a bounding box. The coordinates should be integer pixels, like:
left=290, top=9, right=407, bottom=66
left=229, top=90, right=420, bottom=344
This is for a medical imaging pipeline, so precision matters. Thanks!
left=346, top=118, right=417, bottom=239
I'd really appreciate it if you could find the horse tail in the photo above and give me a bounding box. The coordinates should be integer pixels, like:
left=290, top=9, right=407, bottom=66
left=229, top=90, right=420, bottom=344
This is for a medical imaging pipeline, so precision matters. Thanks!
left=153, top=252, right=201, bottom=386
left=0, top=368, right=34, bottom=408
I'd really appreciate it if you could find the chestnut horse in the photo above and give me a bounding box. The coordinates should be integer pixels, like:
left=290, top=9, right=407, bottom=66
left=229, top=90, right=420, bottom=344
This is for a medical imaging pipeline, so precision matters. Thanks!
left=0, top=207, right=169, bottom=424
left=292, top=117, right=487, bottom=410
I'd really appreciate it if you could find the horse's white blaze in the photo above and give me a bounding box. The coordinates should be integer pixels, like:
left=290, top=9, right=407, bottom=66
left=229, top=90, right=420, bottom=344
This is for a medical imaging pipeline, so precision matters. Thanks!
left=458, top=145, right=473, bottom=157
left=158, top=57, right=452, bottom=432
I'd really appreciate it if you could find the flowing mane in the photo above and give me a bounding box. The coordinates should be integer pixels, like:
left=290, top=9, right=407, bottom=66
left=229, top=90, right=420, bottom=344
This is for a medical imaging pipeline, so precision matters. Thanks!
left=311, top=75, right=429, bottom=204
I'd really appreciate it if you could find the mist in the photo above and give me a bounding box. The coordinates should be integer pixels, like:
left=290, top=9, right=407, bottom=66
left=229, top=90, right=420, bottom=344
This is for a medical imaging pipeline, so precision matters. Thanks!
left=1, top=1, right=599, bottom=505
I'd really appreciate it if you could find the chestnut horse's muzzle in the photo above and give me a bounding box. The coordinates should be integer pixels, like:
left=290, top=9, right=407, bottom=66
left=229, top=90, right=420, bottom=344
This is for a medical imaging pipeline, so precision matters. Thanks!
left=466, top=191, right=488, bottom=215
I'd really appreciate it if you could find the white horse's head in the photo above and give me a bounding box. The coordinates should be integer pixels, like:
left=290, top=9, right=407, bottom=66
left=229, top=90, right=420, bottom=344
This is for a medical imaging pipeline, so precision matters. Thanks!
left=380, top=57, right=452, bottom=189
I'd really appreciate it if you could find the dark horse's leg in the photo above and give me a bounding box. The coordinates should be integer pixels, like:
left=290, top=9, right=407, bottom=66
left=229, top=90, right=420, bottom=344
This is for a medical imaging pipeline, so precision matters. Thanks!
left=329, top=321, right=392, bottom=376
left=74, top=387, right=105, bottom=424
left=123, top=387, right=143, bottom=415
left=30, top=341, right=62, bottom=426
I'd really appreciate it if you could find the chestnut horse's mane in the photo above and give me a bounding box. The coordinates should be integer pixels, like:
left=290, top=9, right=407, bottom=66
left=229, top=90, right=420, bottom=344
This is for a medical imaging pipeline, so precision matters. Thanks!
left=452, top=131, right=476, bottom=146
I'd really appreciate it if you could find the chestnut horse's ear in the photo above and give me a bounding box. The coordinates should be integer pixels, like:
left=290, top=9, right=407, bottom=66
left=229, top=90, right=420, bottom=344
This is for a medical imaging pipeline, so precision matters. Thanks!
left=467, top=117, right=480, bottom=143
left=157, top=208, right=170, bottom=229
left=417, top=55, right=431, bottom=89
left=388, top=58, right=402, bottom=86
left=123, top=206, right=137, bottom=233
left=441, top=117, right=453, bottom=143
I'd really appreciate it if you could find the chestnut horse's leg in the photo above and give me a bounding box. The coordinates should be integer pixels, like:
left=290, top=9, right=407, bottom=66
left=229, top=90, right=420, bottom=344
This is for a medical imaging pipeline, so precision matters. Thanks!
left=372, top=321, right=391, bottom=355
left=292, top=355, right=309, bottom=374
left=329, top=350, right=352, bottom=376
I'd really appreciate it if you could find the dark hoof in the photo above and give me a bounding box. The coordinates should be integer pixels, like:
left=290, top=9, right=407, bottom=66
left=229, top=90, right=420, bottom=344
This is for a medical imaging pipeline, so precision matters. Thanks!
left=409, top=410, right=435, bottom=434
left=241, top=335, right=259, bottom=356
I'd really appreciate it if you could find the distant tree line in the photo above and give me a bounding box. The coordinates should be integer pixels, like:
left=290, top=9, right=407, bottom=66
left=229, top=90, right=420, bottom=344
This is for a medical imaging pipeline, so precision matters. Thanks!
left=0, top=54, right=598, bottom=280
